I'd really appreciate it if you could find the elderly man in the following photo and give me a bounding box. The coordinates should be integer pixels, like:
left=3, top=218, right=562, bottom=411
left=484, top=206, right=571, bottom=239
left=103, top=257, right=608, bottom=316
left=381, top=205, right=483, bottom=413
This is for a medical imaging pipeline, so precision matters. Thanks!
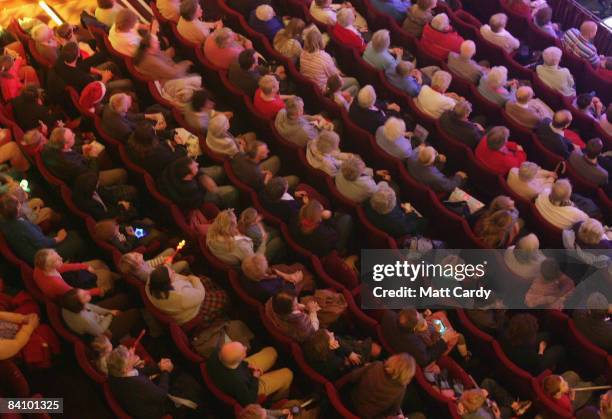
left=439, top=100, right=485, bottom=148
left=385, top=60, right=422, bottom=97
left=349, top=85, right=401, bottom=134
left=507, top=161, right=556, bottom=200
left=206, top=341, right=293, bottom=406
left=415, top=70, right=457, bottom=118
left=568, top=138, right=609, bottom=186
left=107, top=345, right=204, bottom=419
left=375, top=117, right=413, bottom=159
left=274, top=96, right=329, bottom=147
left=475, top=126, right=527, bottom=175
left=535, top=179, right=588, bottom=229
left=406, top=145, right=467, bottom=194
left=447, top=40, right=486, bottom=84
left=101, top=93, right=167, bottom=141
left=231, top=140, right=299, bottom=190
left=331, top=8, right=366, bottom=52
left=505, top=86, right=554, bottom=129
left=177, top=0, right=220, bottom=44
left=480, top=13, right=520, bottom=53
left=535, top=110, right=576, bottom=158
left=477, top=65, right=517, bottom=106
left=536, top=47, right=576, bottom=97
left=562, top=21, right=602, bottom=68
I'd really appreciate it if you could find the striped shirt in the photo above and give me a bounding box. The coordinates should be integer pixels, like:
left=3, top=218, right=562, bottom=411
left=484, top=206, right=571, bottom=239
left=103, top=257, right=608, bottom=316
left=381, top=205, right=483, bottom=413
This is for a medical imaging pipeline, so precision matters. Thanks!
left=299, top=50, right=338, bottom=90
left=562, top=28, right=600, bottom=67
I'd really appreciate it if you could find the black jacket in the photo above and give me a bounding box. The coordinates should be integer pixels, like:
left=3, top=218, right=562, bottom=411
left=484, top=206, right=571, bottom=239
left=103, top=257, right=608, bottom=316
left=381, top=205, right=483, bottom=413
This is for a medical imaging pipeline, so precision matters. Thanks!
left=157, top=159, right=206, bottom=210
left=438, top=110, right=484, bottom=149
left=535, top=119, right=575, bottom=159
left=107, top=365, right=170, bottom=419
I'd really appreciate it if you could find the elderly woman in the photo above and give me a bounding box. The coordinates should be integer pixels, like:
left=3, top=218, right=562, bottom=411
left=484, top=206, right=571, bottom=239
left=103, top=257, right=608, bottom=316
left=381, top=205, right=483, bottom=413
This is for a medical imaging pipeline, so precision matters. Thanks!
left=177, top=0, right=221, bottom=44
left=563, top=217, right=612, bottom=251
left=108, top=9, right=143, bottom=57
left=364, top=182, right=427, bottom=237
left=273, top=18, right=305, bottom=61
left=249, top=4, right=283, bottom=41
left=403, top=0, right=436, bottom=37
left=306, top=130, right=352, bottom=176
left=536, top=47, right=576, bottom=97
left=335, top=155, right=379, bottom=204
left=535, top=179, right=589, bottom=229
left=415, top=70, right=458, bottom=118
left=253, top=75, right=288, bottom=119
left=480, top=13, right=520, bottom=53
left=274, top=96, right=328, bottom=147
left=507, top=161, right=556, bottom=200
left=475, top=126, right=527, bottom=175
left=420, top=13, right=465, bottom=61
left=504, top=233, right=546, bottom=279
left=300, top=28, right=359, bottom=94
left=533, top=7, right=559, bottom=38
left=477, top=66, right=516, bottom=106
left=363, top=29, right=402, bottom=71
left=31, top=24, right=59, bottom=64
left=206, top=113, right=245, bottom=157
left=310, top=0, right=368, bottom=30
left=331, top=8, right=366, bottom=53
left=204, top=27, right=252, bottom=70
left=375, top=117, right=413, bottom=159
left=447, top=40, right=486, bottom=84
left=349, top=85, right=401, bottom=133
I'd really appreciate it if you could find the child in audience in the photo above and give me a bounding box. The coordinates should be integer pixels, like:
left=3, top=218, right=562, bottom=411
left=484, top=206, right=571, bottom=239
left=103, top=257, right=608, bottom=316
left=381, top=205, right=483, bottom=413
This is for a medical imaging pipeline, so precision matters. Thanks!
left=542, top=373, right=595, bottom=412
left=91, top=334, right=113, bottom=374
left=94, top=218, right=165, bottom=253
left=237, top=207, right=266, bottom=251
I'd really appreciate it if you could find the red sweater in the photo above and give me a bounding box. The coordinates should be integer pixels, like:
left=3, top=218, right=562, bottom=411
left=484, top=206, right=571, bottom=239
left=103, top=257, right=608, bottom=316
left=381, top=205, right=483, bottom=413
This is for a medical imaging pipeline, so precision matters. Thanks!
left=33, top=264, right=102, bottom=299
left=420, top=24, right=464, bottom=61
left=475, top=137, right=527, bottom=175
left=331, top=24, right=366, bottom=53
left=253, top=88, right=285, bottom=119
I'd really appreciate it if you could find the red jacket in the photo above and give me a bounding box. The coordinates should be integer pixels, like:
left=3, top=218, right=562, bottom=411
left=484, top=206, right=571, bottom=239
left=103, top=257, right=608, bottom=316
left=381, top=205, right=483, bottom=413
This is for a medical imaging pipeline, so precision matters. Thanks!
left=475, top=136, right=527, bottom=175
left=331, top=24, right=366, bottom=53
left=33, top=263, right=102, bottom=299
left=420, top=24, right=464, bottom=61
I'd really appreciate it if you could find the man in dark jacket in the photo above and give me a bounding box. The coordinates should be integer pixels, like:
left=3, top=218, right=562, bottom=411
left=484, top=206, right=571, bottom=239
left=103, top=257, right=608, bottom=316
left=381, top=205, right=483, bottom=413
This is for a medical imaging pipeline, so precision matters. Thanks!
left=348, top=85, right=401, bottom=134
left=535, top=110, right=575, bottom=159
left=231, top=140, right=298, bottom=191
left=438, top=100, right=484, bottom=149
left=228, top=49, right=264, bottom=97
left=11, top=85, right=62, bottom=132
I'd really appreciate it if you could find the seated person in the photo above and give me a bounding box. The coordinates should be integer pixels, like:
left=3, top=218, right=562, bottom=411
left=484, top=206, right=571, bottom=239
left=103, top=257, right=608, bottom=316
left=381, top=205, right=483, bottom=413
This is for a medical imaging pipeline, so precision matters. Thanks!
left=439, top=100, right=485, bottom=149
left=108, top=9, right=145, bottom=57
left=507, top=161, right=556, bottom=200
left=126, top=121, right=186, bottom=178
left=253, top=75, right=287, bottom=120
left=525, top=258, right=575, bottom=308
left=473, top=195, right=522, bottom=249
left=370, top=0, right=411, bottom=22
left=258, top=177, right=302, bottom=220
left=156, top=0, right=180, bottom=22
left=273, top=18, right=305, bottom=61
left=249, top=4, right=283, bottom=41
left=480, top=13, right=520, bottom=53
left=206, top=113, right=247, bottom=157
left=475, top=126, right=527, bottom=175
left=11, top=85, right=61, bottom=132
left=458, top=385, right=532, bottom=419
left=0, top=52, right=39, bottom=102
left=310, top=0, right=368, bottom=30
left=275, top=96, right=328, bottom=147
left=402, top=0, right=436, bottom=38
left=95, top=0, right=125, bottom=27
left=228, top=48, right=265, bottom=97
left=304, top=329, right=381, bottom=380
left=31, top=23, right=59, bottom=65
left=0, top=310, right=39, bottom=361
left=349, top=85, right=401, bottom=133
left=420, top=13, right=464, bottom=61
left=447, top=40, right=486, bottom=84
left=363, top=29, right=402, bottom=71
left=503, top=233, right=546, bottom=279
left=385, top=60, right=422, bottom=97
left=375, top=117, right=414, bottom=159
left=306, top=130, right=352, bottom=176
left=535, top=110, right=576, bottom=159
left=574, top=92, right=605, bottom=120
left=542, top=373, right=595, bottom=414
left=206, top=341, right=293, bottom=405
left=0, top=174, right=58, bottom=227
left=562, top=21, right=602, bottom=68
left=325, top=73, right=355, bottom=110
left=93, top=218, right=164, bottom=253
left=335, top=156, right=381, bottom=203
left=573, top=292, right=612, bottom=351
left=505, top=86, right=554, bottom=129
left=107, top=344, right=205, bottom=418
left=183, top=89, right=226, bottom=135
left=264, top=290, right=321, bottom=342
left=102, top=93, right=167, bottom=142
left=204, top=27, right=252, bottom=70
left=533, top=6, right=560, bottom=38
left=536, top=46, right=576, bottom=97
left=146, top=264, right=228, bottom=326
left=331, top=8, right=366, bottom=53
left=568, top=138, right=608, bottom=187
left=477, top=65, right=517, bottom=106
left=177, top=0, right=221, bottom=44
left=363, top=181, right=427, bottom=237
left=415, top=70, right=458, bottom=118
left=563, top=217, right=612, bottom=251
left=406, top=146, right=467, bottom=194
left=598, top=104, right=612, bottom=136
left=535, top=179, right=589, bottom=229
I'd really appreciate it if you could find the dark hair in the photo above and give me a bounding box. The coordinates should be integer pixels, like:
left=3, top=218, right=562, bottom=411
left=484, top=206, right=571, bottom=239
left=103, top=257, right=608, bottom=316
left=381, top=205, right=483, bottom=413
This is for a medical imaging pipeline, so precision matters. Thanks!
left=576, top=93, right=594, bottom=110
left=325, top=73, right=342, bottom=97
left=97, top=0, right=115, bottom=9
left=271, top=290, right=295, bottom=316
left=127, top=121, right=159, bottom=158
left=149, top=266, right=174, bottom=300
left=584, top=138, right=603, bottom=159
left=262, top=177, right=288, bottom=202
left=180, top=0, right=199, bottom=20
left=172, top=156, right=196, bottom=179
left=73, top=172, right=100, bottom=198
left=504, top=313, right=539, bottom=346
left=134, top=33, right=153, bottom=66
left=0, top=194, right=19, bottom=219
left=245, top=140, right=264, bottom=159
left=60, top=42, right=80, bottom=63
left=397, top=309, right=419, bottom=332
left=238, top=49, right=257, bottom=70
left=540, top=258, right=561, bottom=282
left=191, top=89, right=213, bottom=111
left=61, top=288, right=85, bottom=313
left=303, top=329, right=332, bottom=361
left=534, top=6, right=552, bottom=27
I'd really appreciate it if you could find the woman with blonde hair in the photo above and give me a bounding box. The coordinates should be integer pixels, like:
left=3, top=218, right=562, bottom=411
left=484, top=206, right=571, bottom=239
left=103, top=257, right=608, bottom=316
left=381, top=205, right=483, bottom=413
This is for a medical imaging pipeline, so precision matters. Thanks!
left=273, top=18, right=306, bottom=60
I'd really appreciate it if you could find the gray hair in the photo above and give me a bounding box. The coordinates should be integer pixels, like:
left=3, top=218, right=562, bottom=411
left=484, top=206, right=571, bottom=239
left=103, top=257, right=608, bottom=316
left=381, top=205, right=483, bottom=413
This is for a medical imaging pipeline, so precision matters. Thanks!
left=518, top=161, right=539, bottom=181
left=285, top=96, right=304, bottom=119
left=340, top=155, right=365, bottom=181
left=542, top=46, right=562, bottom=66
left=337, top=8, right=355, bottom=27
left=357, top=85, right=377, bottom=108
left=486, top=66, right=508, bottom=88
left=208, top=114, right=230, bottom=137
left=489, top=13, right=507, bottom=32
left=382, top=117, right=406, bottom=141
left=316, top=130, right=340, bottom=154
left=214, top=27, right=234, bottom=48
left=370, top=182, right=397, bottom=214
left=550, top=179, right=572, bottom=204
left=371, top=29, right=391, bottom=52
left=431, top=70, right=452, bottom=92
left=107, top=345, right=130, bottom=377
left=431, top=13, right=449, bottom=31
left=577, top=218, right=605, bottom=245
left=459, top=40, right=476, bottom=58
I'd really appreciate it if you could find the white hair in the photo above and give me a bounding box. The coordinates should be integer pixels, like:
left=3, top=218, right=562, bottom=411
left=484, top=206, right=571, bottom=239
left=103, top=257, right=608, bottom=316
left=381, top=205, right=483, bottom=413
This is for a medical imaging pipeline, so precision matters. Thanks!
left=431, top=13, right=449, bottom=31
left=370, top=182, right=397, bottom=214
left=358, top=85, right=377, bottom=108
left=208, top=113, right=230, bottom=137
left=486, top=66, right=508, bottom=88
left=371, top=29, right=391, bottom=52
left=542, top=46, right=562, bottom=66
left=337, top=8, right=355, bottom=27
left=460, top=40, right=476, bottom=58
left=382, top=117, right=406, bottom=141
left=255, top=4, right=275, bottom=21
left=431, top=70, right=452, bottom=92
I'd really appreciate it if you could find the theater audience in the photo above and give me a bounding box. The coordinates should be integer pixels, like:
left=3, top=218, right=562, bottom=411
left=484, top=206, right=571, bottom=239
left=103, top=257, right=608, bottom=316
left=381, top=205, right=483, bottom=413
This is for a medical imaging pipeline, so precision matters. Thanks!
left=275, top=96, right=324, bottom=147
left=204, top=27, right=252, bottom=70
left=306, top=130, right=352, bottom=176
left=573, top=292, right=612, bottom=351
left=503, top=233, right=546, bottom=279
left=477, top=66, right=516, bottom=106
left=102, top=93, right=167, bottom=142
left=505, top=86, right=554, bottom=129
left=206, top=341, right=293, bottom=405
left=475, top=126, right=527, bottom=175
left=249, top=4, right=283, bottom=41
left=331, top=8, right=366, bottom=53
left=273, top=18, right=305, bottom=61
left=415, top=70, right=457, bottom=118
left=480, top=13, right=520, bottom=53
left=375, top=117, right=413, bottom=159
left=402, top=0, right=436, bottom=38
left=562, top=20, right=602, bottom=68
left=95, top=0, right=124, bottom=27
left=535, top=179, right=589, bottom=229
left=406, top=146, right=467, bottom=194
left=177, top=0, right=221, bottom=45
left=108, top=9, right=143, bottom=57
left=536, top=110, right=575, bottom=158
left=253, top=75, right=287, bottom=119
left=310, top=0, right=367, bottom=29
left=536, top=46, right=576, bottom=97
left=447, top=40, right=486, bottom=84
left=507, top=161, right=556, bottom=200
left=350, top=85, right=401, bottom=133
left=363, top=29, right=402, bottom=71
left=126, top=122, right=186, bottom=177
left=11, top=85, right=61, bottom=132
left=568, top=138, right=608, bottom=187
left=525, top=258, right=575, bottom=308
left=182, top=90, right=219, bottom=135
left=563, top=217, right=612, bottom=252
left=385, top=60, right=422, bottom=97
left=335, top=156, right=380, bottom=203
left=420, top=13, right=464, bottom=61
left=439, top=100, right=485, bottom=149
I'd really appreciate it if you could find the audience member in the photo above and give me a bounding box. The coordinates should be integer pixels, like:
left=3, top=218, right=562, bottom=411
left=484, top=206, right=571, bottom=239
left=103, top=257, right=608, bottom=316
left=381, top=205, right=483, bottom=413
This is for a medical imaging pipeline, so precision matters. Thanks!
left=503, top=233, right=546, bottom=279
left=363, top=29, right=402, bottom=71
left=178, top=0, right=220, bottom=44
left=573, top=292, right=612, bottom=351
left=535, top=110, right=575, bottom=158
left=0, top=310, right=39, bottom=361
left=439, top=100, right=485, bottom=149
left=258, top=177, right=301, bottom=220
left=474, top=199, right=521, bottom=249
left=562, top=20, right=602, bottom=68
left=480, top=13, right=520, bottom=53
left=335, top=155, right=379, bottom=203
left=205, top=113, right=244, bottom=157
left=31, top=24, right=59, bottom=64
left=204, top=27, right=252, bottom=70
left=507, top=161, right=557, bottom=200
left=475, top=126, right=527, bottom=175
left=331, top=8, right=366, bottom=53
left=126, top=122, right=186, bottom=177
left=72, top=170, right=138, bottom=221
left=385, top=60, right=422, bottom=97
left=102, top=93, right=167, bottom=141
left=264, top=289, right=322, bottom=342
left=253, top=75, right=287, bottom=119
left=273, top=18, right=305, bottom=61
left=375, top=117, right=413, bottom=159
left=306, top=130, right=351, bottom=176
left=11, top=85, right=61, bottom=132
left=274, top=96, right=322, bottom=147
left=420, top=13, right=464, bottom=61
left=477, top=65, right=516, bottom=106
left=402, top=0, right=436, bottom=38
left=350, top=85, right=401, bottom=133
left=536, top=46, right=576, bottom=97
left=0, top=52, right=39, bottom=102
left=326, top=73, right=354, bottom=109
left=568, top=138, right=608, bottom=186
left=156, top=0, right=180, bottom=22
left=563, top=217, right=612, bottom=251
left=228, top=49, right=264, bottom=97
left=370, top=0, right=411, bottom=22
left=505, top=86, right=554, bottom=129
left=533, top=6, right=559, bottom=38
left=525, top=258, right=575, bottom=308
left=447, top=40, right=486, bottom=84
left=535, top=179, right=589, bottom=229
left=415, top=70, right=457, bottom=118
left=108, top=9, right=143, bottom=57
left=95, top=0, right=124, bottom=27
left=599, top=104, right=612, bottom=137
left=406, top=146, right=467, bottom=194
left=249, top=4, right=283, bottom=41
left=574, top=92, right=604, bottom=120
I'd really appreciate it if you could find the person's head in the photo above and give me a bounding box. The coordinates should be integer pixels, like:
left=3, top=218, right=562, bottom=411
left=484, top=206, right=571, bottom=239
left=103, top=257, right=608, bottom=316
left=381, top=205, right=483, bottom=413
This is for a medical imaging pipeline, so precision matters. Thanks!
left=540, top=257, right=562, bottom=282
left=219, top=341, right=248, bottom=368
left=118, top=252, right=146, bottom=276
left=585, top=291, right=608, bottom=321
left=551, top=109, right=572, bottom=129
left=213, top=28, right=234, bottom=48
left=31, top=23, right=55, bottom=44
left=107, top=345, right=141, bottom=377
left=459, top=40, right=476, bottom=59
left=271, top=290, right=297, bottom=316
left=22, top=129, right=46, bottom=149
left=513, top=233, right=541, bottom=262
left=244, top=139, right=269, bottom=161
left=489, top=195, right=516, bottom=213
left=542, top=46, right=562, bottom=67
left=191, top=89, right=214, bottom=112
left=263, top=176, right=288, bottom=202
left=340, top=155, right=366, bottom=181
left=238, top=404, right=268, bottom=419
left=241, top=253, right=269, bottom=281
left=357, top=85, right=377, bottom=108
left=534, top=6, right=552, bottom=27
left=382, top=117, right=406, bottom=141
left=93, top=218, right=120, bottom=242
left=91, top=334, right=113, bottom=357
left=397, top=308, right=427, bottom=332
left=34, top=248, right=62, bottom=271
left=395, top=60, right=414, bottom=77
left=417, top=146, right=437, bottom=166
left=384, top=353, right=416, bottom=386
left=337, top=7, right=356, bottom=27
left=542, top=375, right=569, bottom=398
left=577, top=217, right=605, bottom=245
left=576, top=92, right=595, bottom=111
left=237, top=207, right=260, bottom=231
left=517, top=161, right=539, bottom=182
left=207, top=208, right=239, bottom=240
left=459, top=389, right=487, bottom=413
left=238, top=49, right=257, bottom=71
left=59, top=42, right=80, bottom=64
left=416, top=0, right=437, bottom=11
left=49, top=127, right=75, bottom=150
left=254, top=4, right=275, bottom=21
left=303, top=28, right=324, bottom=53
left=56, top=23, right=76, bottom=43
left=579, top=20, right=598, bottom=41
left=431, top=70, right=452, bottom=93
left=134, top=33, right=160, bottom=64
left=549, top=179, right=572, bottom=205
left=315, top=130, right=340, bottom=154
left=299, top=199, right=325, bottom=230
left=370, top=182, right=397, bottom=215
left=505, top=313, right=539, bottom=346
left=479, top=209, right=516, bottom=247
left=180, top=0, right=201, bottom=21
left=489, top=13, right=508, bottom=33
left=97, top=0, right=116, bottom=9
left=109, top=92, right=132, bottom=113
left=486, top=66, right=508, bottom=89
left=284, top=18, right=305, bottom=38
left=486, top=126, right=509, bottom=151
left=60, top=288, right=91, bottom=313
left=431, top=13, right=450, bottom=32
left=285, top=96, right=304, bottom=120
left=371, top=29, right=391, bottom=52
left=149, top=265, right=174, bottom=300
left=258, top=74, right=279, bottom=96
left=0, top=194, right=19, bottom=220
left=172, top=156, right=199, bottom=180
left=516, top=86, right=534, bottom=105
left=115, top=9, right=138, bottom=32
left=584, top=137, right=603, bottom=160
left=304, top=329, right=338, bottom=361
left=208, top=113, right=230, bottom=138
left=326, top=73, right=343, bottom=94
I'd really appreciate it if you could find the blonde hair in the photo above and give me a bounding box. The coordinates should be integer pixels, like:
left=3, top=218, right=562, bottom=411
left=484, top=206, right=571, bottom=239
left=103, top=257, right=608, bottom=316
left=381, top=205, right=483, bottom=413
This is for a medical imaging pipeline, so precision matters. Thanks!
left=383, top=117, right=406, bottom=141
left=316, top=130, right=340, bottom=154
left=34, top=248, right=56, bottom=270
left=258, top=75, right=278, bottom=95
left=577, top=218, right=605, bottom=245
left=206, top=209, right=239, bottom=248
left=384, top=353, right=416, bottom=386
left=518, top=161, right=539, bottom=181
left=241, top=254, right=269, bottom=281
left=303, top=28, right=324, bottom=53
left=337, top=8, right=355, bottom=27
left=431, top=13, right=449, bottom=31
left=431, top=70, right=452, bottom=92
left=49, top=127, right=69, bottom=149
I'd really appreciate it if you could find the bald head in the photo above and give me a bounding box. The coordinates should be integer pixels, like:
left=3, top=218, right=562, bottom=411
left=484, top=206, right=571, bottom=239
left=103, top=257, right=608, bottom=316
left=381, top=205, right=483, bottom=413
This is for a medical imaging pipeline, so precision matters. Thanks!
left=515, top=86, right=534, bottom=104
left=460, top=40, right=476, bottom=59
left=552, top=110, right=572, bottom=129
left=219, top=341, right=247, bottom=368
left=580, top=21, right=598, bottom=40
